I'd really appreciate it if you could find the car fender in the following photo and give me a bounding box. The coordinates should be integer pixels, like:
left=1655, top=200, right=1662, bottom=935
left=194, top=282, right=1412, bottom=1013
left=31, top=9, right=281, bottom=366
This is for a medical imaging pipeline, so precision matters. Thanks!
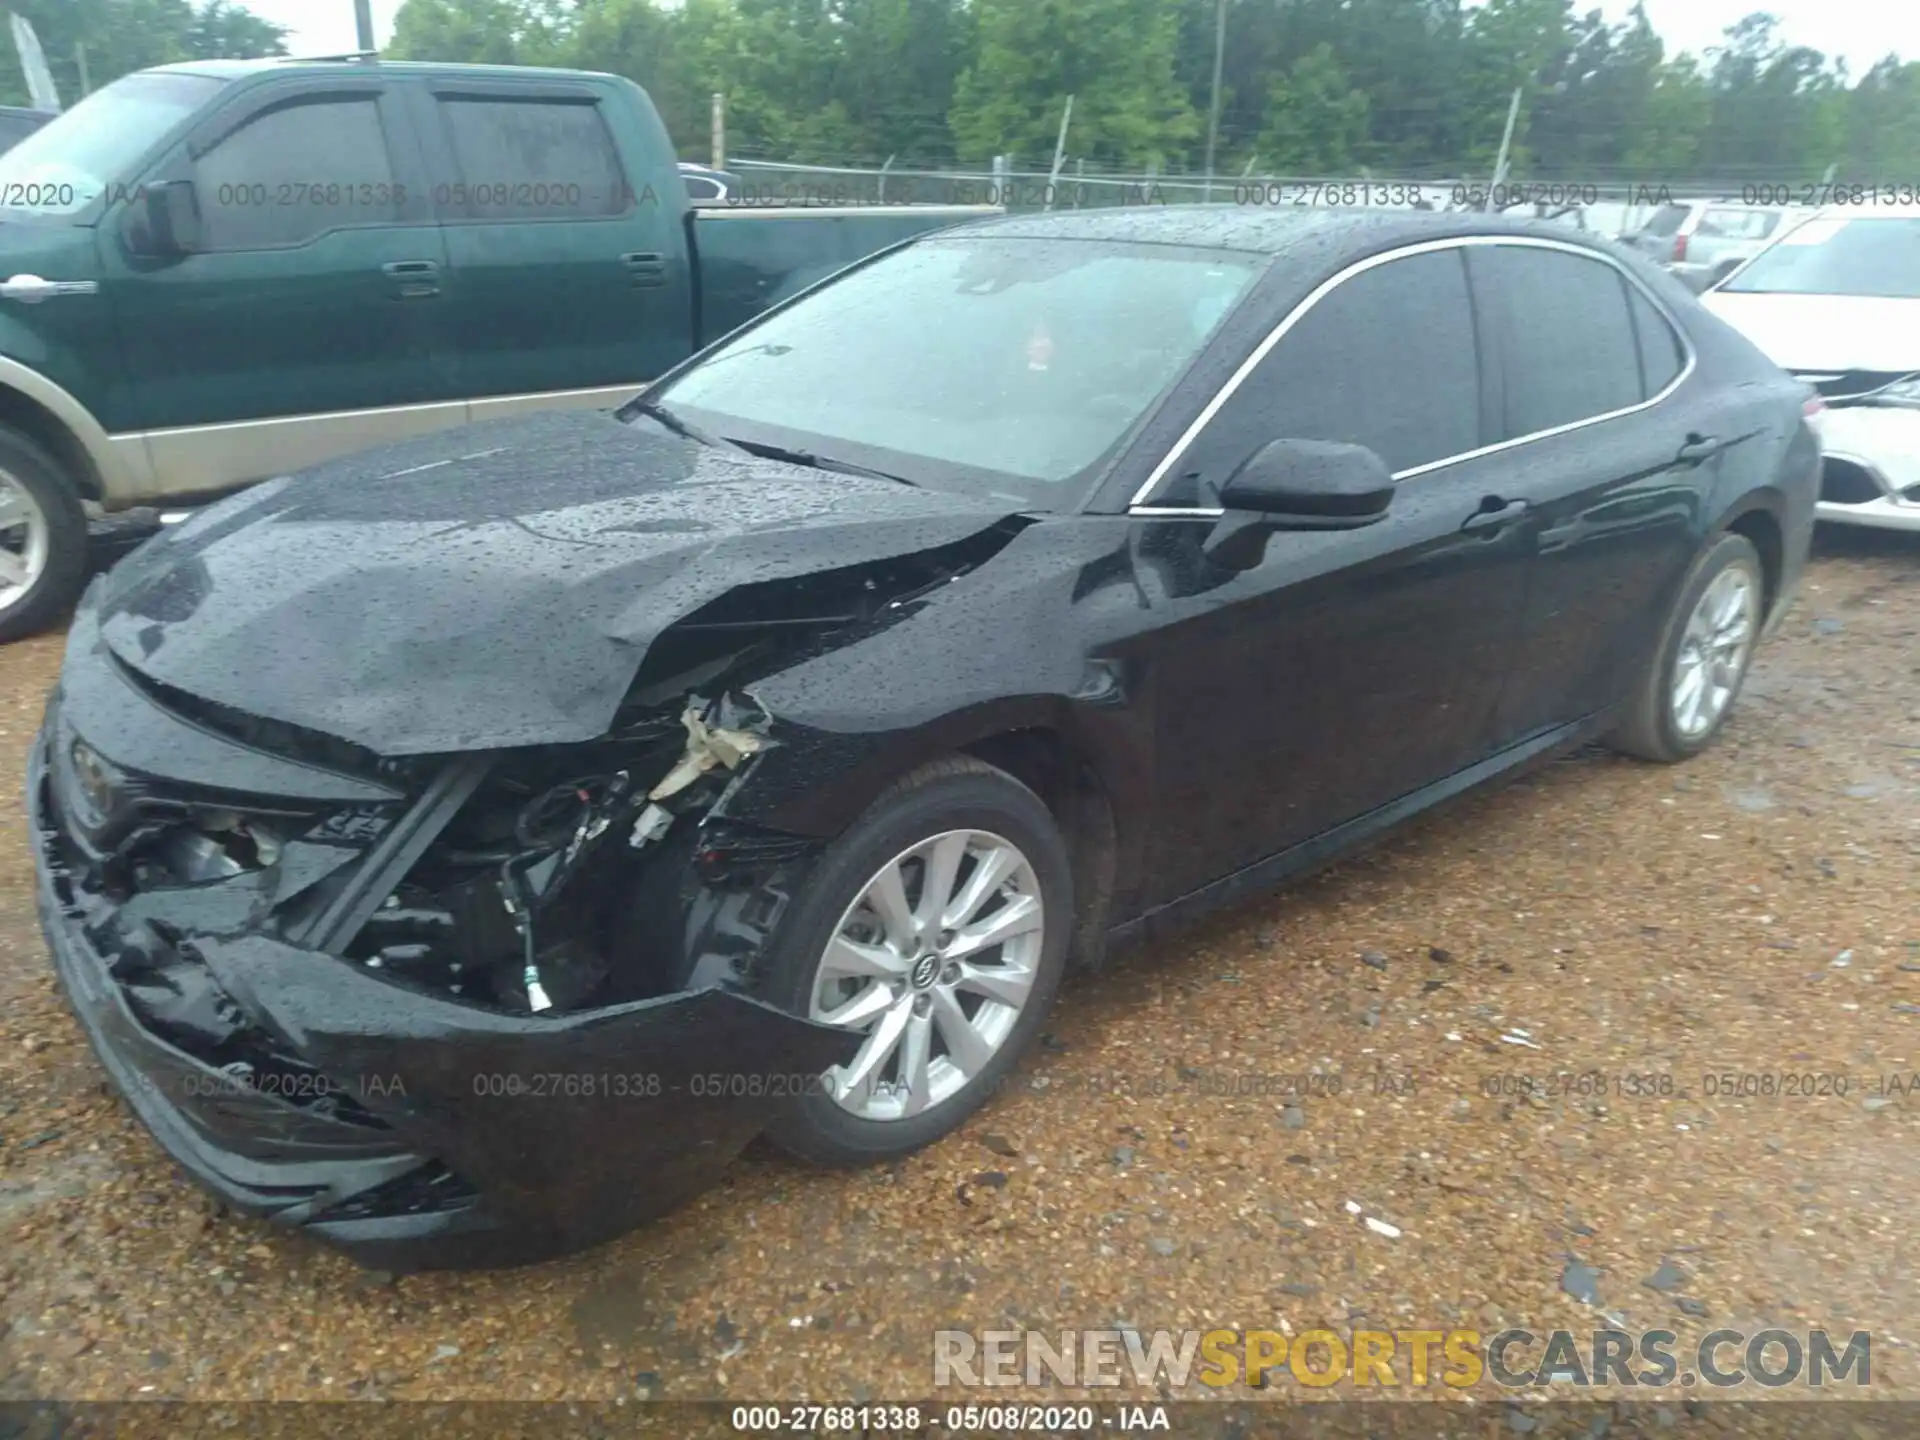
left=0, top=351, right=152, bottom=501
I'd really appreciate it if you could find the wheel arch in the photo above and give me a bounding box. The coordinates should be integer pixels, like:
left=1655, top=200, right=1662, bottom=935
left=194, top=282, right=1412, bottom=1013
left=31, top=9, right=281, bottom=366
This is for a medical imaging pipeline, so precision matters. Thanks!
left=959, top=728, right=1120, bottom=972
left=1713, top=492, right=1786, bottom=617
left=0, top=358, right=152, bottom=504
left=721, top=700, right=1136, bottom=971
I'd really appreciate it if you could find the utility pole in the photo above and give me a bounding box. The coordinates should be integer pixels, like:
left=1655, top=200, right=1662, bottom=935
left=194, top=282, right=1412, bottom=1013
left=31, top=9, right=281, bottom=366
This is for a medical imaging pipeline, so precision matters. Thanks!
left=74, top=42, right=90, bottom=97
left=1485, top=86, right=1522, bottom=211
left=711, top=92, right=726, bottom=169
left=1045, top=95, right=1074, bottom=210
left=1202, top=0, right=1227, bottom=201
left=353, top=0, right=376, bottom=53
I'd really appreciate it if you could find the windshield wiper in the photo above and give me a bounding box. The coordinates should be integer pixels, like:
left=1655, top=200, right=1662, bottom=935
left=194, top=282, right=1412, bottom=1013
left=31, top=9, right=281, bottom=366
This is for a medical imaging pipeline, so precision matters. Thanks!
left=626, top=396, right=745, bottom=452
left=729, top=437, right=917, bottom=487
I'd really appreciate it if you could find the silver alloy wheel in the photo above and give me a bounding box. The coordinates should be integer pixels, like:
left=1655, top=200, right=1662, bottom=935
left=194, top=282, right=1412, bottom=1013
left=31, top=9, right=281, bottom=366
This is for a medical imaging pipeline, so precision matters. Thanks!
left=809, top=828, right=1045, bottom=1122
left=1671, top=561, right=1759, bottom=741
left=0, top=469, right=49, bottom=615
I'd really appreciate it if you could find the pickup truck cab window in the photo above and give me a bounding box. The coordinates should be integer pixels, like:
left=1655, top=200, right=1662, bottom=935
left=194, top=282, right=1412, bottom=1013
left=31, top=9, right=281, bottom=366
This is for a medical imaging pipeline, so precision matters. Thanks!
left=195, top=94, right=401, bottom=250
left=0, top=71, right=227, bottom=221
left=657, top=237, right=1261, bottom=506
left=432, top=95, right=629, bottom=220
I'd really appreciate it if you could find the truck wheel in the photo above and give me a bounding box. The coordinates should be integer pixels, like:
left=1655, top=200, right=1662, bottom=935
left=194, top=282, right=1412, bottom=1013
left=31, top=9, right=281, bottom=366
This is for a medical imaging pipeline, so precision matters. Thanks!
left=758, top=757, right=1073, bottom=1166
left=0, top=426, right=89, bottom=643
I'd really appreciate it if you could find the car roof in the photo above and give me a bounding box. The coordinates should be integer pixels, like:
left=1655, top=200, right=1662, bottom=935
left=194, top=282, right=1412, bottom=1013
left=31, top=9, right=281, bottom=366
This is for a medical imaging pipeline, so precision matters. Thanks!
left=933, top=204, right=1631, bottom=258
left=147, top=58, right=617, bottom=83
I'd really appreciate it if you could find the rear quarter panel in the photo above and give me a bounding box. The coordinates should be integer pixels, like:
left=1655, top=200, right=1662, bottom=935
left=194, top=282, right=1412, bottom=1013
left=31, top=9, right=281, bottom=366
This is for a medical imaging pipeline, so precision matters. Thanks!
left=1671, top=276, right=1820, bottom=617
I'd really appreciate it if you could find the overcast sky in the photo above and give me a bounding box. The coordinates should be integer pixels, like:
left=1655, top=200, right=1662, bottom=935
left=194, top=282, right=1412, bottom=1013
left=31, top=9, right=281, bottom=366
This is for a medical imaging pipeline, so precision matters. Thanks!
left=236, top=0, right=1918, bottom=74
left=237, top=0, right=402, bottom=57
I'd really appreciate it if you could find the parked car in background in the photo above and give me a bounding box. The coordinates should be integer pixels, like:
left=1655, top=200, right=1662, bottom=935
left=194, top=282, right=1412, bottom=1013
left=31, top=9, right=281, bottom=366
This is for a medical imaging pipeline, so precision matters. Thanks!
left=32, top=208, right=1817, bottom=1269
left=678, top=162, right=739, bottom=202
left=1628, top=199, right=1803, bottom=291
left=0, top=105, right=53, bottom=153
left=1703, top=206, right=1920, bottom=533
left=0, top=59, right=995, bottom=642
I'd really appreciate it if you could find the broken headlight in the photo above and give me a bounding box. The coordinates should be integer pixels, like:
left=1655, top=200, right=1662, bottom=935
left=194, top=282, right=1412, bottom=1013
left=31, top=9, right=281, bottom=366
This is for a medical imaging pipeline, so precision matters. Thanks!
left=64, top=737, right=122, bottom=835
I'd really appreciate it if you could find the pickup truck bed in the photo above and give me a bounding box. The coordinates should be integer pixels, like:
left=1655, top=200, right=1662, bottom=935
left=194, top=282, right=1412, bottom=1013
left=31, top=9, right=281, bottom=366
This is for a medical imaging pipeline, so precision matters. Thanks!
left=692, top=205, right=994, bottom=344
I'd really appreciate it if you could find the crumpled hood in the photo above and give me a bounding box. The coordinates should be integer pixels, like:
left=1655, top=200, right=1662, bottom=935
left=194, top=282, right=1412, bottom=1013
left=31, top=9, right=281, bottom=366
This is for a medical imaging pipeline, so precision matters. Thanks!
left=92, top=410, right=1019, bottom=756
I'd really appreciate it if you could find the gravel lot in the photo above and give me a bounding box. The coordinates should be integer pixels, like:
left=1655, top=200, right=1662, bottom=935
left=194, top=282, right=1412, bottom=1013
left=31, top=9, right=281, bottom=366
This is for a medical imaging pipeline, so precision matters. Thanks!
left=1, top=529, right=1915, bottom=1417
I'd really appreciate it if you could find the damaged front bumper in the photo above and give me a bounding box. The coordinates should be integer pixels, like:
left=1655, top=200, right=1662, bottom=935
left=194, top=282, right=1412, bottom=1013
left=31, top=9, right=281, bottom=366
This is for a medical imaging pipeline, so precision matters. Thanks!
left=28, top=716, right=858, bottom=1271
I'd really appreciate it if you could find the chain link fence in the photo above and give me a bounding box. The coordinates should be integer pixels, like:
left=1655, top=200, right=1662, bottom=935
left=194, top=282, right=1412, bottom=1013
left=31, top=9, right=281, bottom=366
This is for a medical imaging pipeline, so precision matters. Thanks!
left=717, top=158, right=1818, bottom=240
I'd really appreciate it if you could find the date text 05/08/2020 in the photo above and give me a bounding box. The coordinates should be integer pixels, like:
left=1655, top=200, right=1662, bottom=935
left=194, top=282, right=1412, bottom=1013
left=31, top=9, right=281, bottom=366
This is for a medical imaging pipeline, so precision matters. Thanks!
left=727, top=1404, right=1172, bottom=1432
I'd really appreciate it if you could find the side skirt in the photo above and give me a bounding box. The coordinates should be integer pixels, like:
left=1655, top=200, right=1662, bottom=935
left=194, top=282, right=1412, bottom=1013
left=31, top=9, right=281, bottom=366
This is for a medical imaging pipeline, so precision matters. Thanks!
left=1107, top=712, right=1614, bottom=952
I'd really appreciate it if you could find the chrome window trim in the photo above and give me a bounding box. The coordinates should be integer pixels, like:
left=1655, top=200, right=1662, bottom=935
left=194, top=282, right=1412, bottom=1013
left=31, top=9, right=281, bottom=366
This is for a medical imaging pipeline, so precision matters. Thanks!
left=1127, top=233, right=1699, bottom=517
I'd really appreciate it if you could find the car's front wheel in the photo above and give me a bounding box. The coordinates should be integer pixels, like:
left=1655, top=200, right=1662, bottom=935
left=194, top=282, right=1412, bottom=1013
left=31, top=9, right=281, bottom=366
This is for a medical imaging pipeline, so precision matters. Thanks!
left=1607, top=531, right=1764, bottom=763
left=759, top=757, right=1072, bottom=1166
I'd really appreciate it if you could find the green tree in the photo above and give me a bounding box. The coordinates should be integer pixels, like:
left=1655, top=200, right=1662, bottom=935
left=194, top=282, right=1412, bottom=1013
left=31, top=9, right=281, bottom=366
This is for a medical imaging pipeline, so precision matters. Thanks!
left=1458, top=0, right=1573, bottom=169
left=1844, top=57, right=1920, bottom=172
left=388, top=0, right=573, bottom=65
left=1255, top=43, right=1370, bottom=172
left=950, top=0, right=1198, bottom=168
left=0, top=0, right=286, bottom=107
left=1622, top=55, right=1710, bottom=174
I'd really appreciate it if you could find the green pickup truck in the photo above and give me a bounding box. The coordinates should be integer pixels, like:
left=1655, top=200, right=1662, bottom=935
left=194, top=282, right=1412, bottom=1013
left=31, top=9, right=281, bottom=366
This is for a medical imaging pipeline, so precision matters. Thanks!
left=0, top=58, right=994, bottom=641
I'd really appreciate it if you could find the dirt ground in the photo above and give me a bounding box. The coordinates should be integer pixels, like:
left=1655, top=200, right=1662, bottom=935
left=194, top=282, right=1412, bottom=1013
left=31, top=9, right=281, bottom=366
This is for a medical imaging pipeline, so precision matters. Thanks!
left=1, top=528, right=1915, bottom=1419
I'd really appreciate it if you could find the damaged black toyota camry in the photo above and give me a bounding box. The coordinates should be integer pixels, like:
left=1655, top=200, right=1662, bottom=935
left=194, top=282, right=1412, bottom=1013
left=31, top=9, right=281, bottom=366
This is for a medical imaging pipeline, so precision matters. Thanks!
left=31, top=208, right=1819, bottom=1269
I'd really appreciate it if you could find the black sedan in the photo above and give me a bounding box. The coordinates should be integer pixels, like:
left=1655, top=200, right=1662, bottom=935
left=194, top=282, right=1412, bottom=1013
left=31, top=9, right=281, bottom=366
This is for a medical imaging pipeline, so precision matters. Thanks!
left=30, top=207, right=1819, bottom=1270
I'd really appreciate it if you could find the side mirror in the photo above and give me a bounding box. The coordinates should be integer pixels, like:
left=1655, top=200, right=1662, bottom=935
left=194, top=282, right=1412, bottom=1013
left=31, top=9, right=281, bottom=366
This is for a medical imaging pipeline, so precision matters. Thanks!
left=1203, top=438, right=1395, bottom=570
left=121, top=179, right=203, bottom=259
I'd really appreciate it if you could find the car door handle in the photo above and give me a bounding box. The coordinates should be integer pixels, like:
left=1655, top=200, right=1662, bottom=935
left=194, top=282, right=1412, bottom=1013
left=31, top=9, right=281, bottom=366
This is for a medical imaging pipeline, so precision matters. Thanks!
left=1460, top=496, right=1530, bottom=534
left=622, top=251, right=667, bottom=289
left=1676, top=433, right=1725, bottom=465
left=0, top=273, right=100, bottom=304
left=382, top=260, right=440, bottom=298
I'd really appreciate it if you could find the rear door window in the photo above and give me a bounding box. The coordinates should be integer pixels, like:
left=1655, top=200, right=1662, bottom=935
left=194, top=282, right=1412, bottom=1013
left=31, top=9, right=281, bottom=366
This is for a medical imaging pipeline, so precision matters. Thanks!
left=1472, top=246, right=1645, bottom=438
left=1626, top=285, right=1686, bottom=399
left=432, top=95, right=628, bottom=220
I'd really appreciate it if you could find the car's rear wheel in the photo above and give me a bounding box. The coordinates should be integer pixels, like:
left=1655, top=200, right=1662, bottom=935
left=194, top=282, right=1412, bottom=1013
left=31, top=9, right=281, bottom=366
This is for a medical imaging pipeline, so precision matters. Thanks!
left=0, top=426, right=89, bottom=644
left=1607, top=532, right=1763, bottom=763
left=759, top=757, right=1072, bottom=1166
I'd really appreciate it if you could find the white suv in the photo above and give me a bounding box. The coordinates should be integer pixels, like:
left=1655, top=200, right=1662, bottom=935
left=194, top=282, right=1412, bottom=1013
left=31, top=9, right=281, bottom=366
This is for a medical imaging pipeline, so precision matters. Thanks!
left=1628, top=199, right=1803, bottom=291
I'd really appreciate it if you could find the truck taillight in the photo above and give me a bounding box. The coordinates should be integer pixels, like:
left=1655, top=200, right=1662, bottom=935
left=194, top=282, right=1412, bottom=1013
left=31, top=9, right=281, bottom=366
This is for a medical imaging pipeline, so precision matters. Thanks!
left=1672, top=233, right=1688, bottom=262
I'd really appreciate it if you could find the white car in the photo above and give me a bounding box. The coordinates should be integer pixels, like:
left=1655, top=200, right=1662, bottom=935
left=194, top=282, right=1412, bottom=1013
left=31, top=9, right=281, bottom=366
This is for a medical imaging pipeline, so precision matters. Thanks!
left=1628, top=198, right=1806, bottom=291
left=1703, top=206, right=1920, bottom=533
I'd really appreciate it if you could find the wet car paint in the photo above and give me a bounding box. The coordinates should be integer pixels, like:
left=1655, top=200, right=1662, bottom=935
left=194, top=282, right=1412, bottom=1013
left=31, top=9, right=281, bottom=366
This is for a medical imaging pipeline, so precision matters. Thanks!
left=93, top=409, right=1022, bottom=755
left=31, top=208, right=1819, bottom=1270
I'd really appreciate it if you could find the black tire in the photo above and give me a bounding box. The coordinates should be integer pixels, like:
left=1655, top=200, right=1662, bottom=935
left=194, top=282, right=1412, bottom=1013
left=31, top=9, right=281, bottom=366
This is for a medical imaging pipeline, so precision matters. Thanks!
left=758, top=756, right=1073, bottom=1166
left=0, top=425, right=89, bottom=644
left=1606, top=532, right=1764, bottom=764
